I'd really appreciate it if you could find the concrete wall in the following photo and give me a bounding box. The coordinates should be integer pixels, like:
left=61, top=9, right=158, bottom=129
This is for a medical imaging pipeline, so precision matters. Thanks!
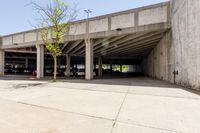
left=69, top=5, right=168, bottom=35
left=138, top=6, right=168, bottom=26
left=142, top=31, right=172, bottom=82
left=171, top=0, right=200, bottom=90
left=143, top=0, right=200, bottom=91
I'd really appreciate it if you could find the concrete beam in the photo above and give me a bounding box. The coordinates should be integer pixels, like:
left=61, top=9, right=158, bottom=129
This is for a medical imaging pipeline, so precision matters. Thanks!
left=109, top=46, right=155, bottom=57
left=61, top=42, right=69, bottom=51
left=96, top=31, right=164, bottom=55
left=94, top=33, right=147, bottom=54
left=65, top=40, right=82, bottom=54
left=64, top=23, right=170, bottom=42
left=75, top=37, right=112, bottom=56
left=85, top=39, right=94, bottom=80
left=36, top=45, right=44, bottom=78
left=70, top=43, right=84, bottom=55
left=101, top=36, right=162, bottom=56
left=93, top=35, right=127, bottom=51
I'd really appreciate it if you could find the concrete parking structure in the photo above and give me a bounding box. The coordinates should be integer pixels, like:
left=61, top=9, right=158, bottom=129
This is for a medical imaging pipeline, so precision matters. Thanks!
left=1, top=0, right=200, bottom=92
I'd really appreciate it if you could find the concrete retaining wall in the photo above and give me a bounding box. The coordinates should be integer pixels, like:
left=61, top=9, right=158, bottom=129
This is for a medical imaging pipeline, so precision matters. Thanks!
left=142, top=31, right=172, bottom=82
left=143, top=0, right=200, bottom=91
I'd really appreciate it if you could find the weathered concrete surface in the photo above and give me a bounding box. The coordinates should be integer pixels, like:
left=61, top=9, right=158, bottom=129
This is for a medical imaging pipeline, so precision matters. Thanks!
left=142, top=0, right=200, bottom=91
left=0, top=50, right=5, bottom=75
left=0, top=77, right=200, bottom=133
left=142, top=31, right=171, bottom=82
left=36, top=44, right=44, bottom=78
left=170, top=0, right=200, bottom=90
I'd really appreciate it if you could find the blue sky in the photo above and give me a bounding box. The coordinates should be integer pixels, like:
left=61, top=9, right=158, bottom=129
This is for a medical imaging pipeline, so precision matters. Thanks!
left=0, top=0, right=169, bottom=35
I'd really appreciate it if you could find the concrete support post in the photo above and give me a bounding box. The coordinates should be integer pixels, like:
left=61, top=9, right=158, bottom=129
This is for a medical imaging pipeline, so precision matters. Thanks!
left=0, top=50, right=5, bottom=75
left=120, top=64, right=123, bottom=72
left=110, top=63, right=113, bottom=74
left=25, top=58, right=28, bottom=68
left=98, top=57, right=103, bottom=77
left=85, top=39, right=94, bottom=80
left=66, top=54, right=71, bottom=78
left=36, top=45, right=44, bottom=78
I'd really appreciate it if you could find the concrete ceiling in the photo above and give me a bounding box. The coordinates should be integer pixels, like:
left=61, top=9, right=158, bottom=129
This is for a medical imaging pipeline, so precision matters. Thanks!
left=62, top=29, right=167, bottom=59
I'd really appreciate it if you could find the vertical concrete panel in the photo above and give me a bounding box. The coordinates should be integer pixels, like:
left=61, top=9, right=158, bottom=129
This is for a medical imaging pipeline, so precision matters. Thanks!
left=36, top=45, right=44, bottom=78
left=69, top=22, right=86, bottom=35
left=25, top=32, right=37, bottom=42
left=171, top=0, right=200, bottom=90
left=13, top=34, right=24, bottom=44
left=66, top=54, right=71, bottom=78
left=2, top=36, right=12, bottom=46
left=142, top=31, right=171, bottom=82
left=89, top=18, right=108, bottom=33
left=85, top=39, right=94, bottom=80
left=111, top=13, right=135, bottom=30
left=0, top=50, right=5, bottom=75
left=139, top=6, right=168, bottom=26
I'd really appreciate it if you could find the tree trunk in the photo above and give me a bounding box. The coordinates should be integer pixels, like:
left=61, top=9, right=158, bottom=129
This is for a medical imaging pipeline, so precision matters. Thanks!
left=53, top=55, right=57, bottom=82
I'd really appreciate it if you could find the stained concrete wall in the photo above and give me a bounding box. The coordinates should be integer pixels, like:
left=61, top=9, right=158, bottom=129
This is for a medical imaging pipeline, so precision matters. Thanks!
left=171, top=0, right=200, bottom=90
left=143, top=0, right=200, bottom=91
left=138, top=6, right=168, bottom=26
left=142, top=31, right=172, bottom=82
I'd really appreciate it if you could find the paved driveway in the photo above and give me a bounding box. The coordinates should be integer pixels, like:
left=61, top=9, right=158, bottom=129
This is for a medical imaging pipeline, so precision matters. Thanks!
left=0, top=77, right=200, bottom=133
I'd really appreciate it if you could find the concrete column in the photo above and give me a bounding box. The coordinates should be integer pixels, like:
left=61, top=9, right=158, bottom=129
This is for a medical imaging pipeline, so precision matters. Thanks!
left=98, top=57, right=103, bottom=77
left=85, top=39, right=94, bottom=80
left=110, top=63, right=113, bottom=74
left=120, top=64, right=123, bottom=72
left=0, top=50, right=5, bottom=75
left=36, top=45, right=44, bottom=78
left=25, top=58, right=28, bottom=68
left=66, top=54, right=71, bottom=78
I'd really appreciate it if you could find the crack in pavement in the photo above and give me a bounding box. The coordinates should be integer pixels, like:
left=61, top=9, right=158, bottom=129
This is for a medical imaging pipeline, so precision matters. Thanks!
left=110, top=86, right=131, bottom=133
left=116, top=121, right=183, bottom=133
left=17, top=101, right=115, bottom=122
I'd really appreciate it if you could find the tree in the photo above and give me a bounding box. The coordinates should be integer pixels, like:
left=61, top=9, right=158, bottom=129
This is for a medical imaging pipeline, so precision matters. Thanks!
left=31, top=0, right=77, bottom=82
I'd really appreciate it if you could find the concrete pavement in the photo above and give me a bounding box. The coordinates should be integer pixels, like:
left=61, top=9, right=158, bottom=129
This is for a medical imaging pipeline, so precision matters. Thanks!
left=0, top=77, right=200, bottom=133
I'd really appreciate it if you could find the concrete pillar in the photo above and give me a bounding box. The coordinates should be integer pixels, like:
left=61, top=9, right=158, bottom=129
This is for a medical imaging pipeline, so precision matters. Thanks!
left=0, top=50, right=5, bottom=75
left=120, top=64, right=123, bottom=72
left=85, top=39, right=94, bottom=80
left=66, top=54, right=71, bottom=78
left=110, top=63, right=113, bottom=74
left=36, top=45, right=44, bottom=78
left=98, top=57, right=103, bottom=77
left=25, top=58, right=28, bottom=68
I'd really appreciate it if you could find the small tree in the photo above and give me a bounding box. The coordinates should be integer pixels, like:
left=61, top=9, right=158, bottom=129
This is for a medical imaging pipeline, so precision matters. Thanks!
left=31, top=0, right=76, bottom=82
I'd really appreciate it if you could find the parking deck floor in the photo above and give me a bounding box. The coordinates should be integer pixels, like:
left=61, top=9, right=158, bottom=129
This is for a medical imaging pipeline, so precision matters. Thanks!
left=0, top=77, right=200, bottom=133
